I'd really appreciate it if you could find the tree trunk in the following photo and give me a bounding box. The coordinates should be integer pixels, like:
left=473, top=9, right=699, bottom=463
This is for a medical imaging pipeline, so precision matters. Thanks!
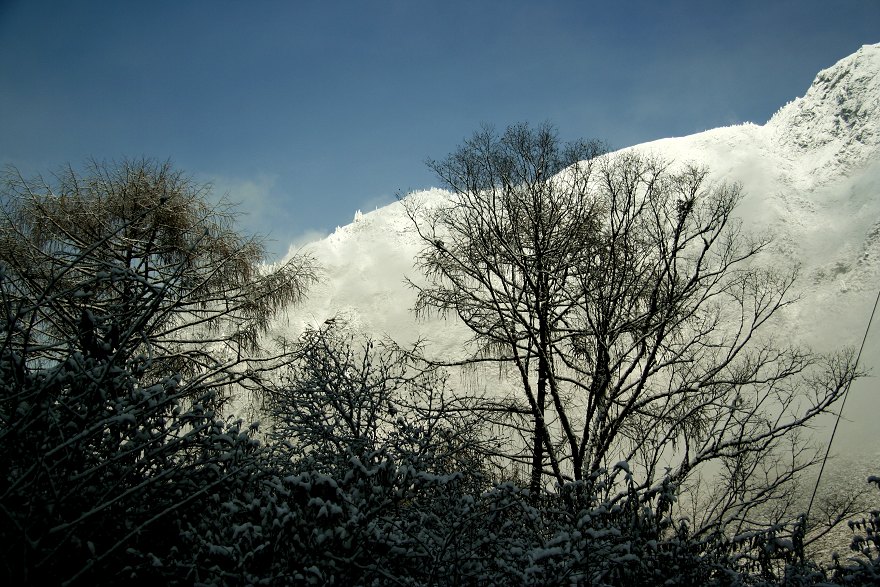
left=529, top=378, right=546, bottom=495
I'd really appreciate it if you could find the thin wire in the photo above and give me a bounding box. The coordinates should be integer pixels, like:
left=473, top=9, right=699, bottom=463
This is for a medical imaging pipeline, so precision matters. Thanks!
left=806, top=284, right=880, bottom=518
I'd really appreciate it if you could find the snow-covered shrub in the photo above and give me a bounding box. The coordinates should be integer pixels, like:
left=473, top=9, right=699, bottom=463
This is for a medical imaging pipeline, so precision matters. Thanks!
left=0, top=334, right=269, bottom=584
left=142, top=449, right=497, bottom=585
left=253, top=321, right=869, bottom=585
left=829, top=476, right=880, bottom=585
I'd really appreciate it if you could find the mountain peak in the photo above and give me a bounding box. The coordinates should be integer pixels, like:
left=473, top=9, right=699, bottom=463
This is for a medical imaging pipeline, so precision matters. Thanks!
left=767, top=43, right=880, bottom=174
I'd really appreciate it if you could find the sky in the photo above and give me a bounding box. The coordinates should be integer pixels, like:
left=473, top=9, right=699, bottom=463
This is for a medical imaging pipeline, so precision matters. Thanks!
left=1, top=0, right=878, bottom=260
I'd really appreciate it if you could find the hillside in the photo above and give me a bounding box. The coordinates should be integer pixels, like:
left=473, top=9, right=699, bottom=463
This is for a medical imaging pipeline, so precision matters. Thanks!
left=278, top=43, right=880, bottom=456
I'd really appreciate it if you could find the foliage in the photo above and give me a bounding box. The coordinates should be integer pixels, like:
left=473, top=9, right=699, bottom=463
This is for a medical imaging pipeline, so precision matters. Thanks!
left=0, top=159, right=314, bottom=584
left=0, top=159, right=316, bottom=397
left=0, top=346, right=267, bottom=584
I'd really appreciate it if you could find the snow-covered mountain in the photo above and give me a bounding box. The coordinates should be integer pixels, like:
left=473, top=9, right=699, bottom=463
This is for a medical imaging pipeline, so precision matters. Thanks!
left=277, top=43, right=880, bottom=456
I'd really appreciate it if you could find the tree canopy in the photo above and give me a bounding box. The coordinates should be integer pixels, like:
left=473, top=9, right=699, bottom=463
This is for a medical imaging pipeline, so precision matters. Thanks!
left=0, top=159, right=317, bottom=400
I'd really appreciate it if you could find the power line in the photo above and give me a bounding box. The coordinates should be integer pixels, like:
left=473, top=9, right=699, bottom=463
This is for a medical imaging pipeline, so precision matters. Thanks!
left=806, top=284, right=880, bottom=518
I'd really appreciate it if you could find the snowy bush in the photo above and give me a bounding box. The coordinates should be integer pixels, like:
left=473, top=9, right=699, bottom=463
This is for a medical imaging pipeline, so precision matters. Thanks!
left=0, top=336, right=269, bottom=583
left=829, top=476, right=880, bottom=585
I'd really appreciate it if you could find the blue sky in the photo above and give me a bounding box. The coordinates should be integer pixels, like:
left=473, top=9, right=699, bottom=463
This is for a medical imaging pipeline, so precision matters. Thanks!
left=1, top=1, right=878, bottom=259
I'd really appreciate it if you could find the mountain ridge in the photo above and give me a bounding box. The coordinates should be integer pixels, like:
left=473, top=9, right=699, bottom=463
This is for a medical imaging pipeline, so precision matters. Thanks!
left=277, top=43, right=880, bottom=454
left=768, top=43, right=880, bottom=172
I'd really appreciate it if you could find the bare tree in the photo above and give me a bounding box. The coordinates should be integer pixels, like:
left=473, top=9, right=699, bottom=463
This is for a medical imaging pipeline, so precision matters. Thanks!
left=266, top=321, right=493, bottom=481
left=404, top=122, right=858, bottom=533
left=405, top=123, right=606, bottom=492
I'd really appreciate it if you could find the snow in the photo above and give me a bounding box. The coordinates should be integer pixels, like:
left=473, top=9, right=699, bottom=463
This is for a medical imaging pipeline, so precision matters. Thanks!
left=276, top=190, right=472, bottom=356
left=768, top=43, right=880, bottom=181
left=275, top=43, right=880, bottom=458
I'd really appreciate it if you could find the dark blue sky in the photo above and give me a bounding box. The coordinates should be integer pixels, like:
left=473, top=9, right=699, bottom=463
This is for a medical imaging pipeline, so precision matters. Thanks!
left=1, top=0, right=878, bottom=259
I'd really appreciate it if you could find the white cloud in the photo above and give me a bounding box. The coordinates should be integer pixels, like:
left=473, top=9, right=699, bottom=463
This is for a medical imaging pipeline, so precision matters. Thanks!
left=282, top=229, right=329, bottom=260
left=196, top=171, right=304, bottom=260
left=204, top=173, right=278, bottom=232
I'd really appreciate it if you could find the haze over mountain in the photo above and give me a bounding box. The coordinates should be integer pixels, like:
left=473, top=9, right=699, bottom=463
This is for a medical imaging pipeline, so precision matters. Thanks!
left=276, top=43, right=880, bottom=457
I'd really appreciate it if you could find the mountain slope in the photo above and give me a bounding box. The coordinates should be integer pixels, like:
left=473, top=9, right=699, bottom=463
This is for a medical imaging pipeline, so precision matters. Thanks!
left=278, top=43, right=880, bottom=455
